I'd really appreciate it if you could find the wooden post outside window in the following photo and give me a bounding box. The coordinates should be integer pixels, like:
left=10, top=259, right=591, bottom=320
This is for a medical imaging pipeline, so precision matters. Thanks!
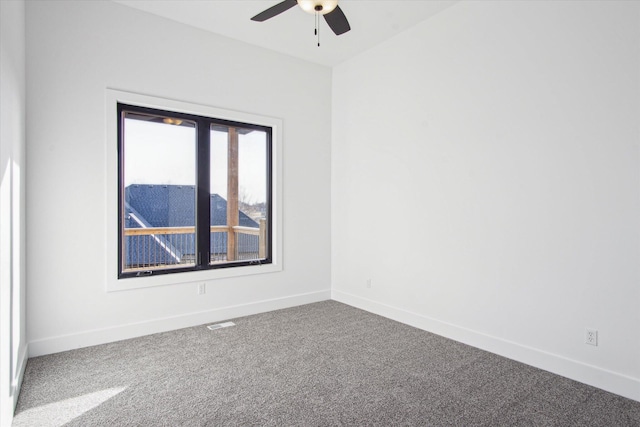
left=259, top=219, right=267, bottom=259
left=227, top=127, right=239, bottom=261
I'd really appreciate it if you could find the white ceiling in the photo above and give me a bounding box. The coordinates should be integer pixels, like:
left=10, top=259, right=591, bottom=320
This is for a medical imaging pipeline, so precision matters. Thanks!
left=113, top=0, right=457, bottom=67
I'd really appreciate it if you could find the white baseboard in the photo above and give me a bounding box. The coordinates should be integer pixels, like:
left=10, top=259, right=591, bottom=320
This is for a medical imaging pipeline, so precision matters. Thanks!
left=332, top=290, right=640, bottom=402
left=29, top=290, right=331, bottom=358
left=11, top=343, right=28, bottom=410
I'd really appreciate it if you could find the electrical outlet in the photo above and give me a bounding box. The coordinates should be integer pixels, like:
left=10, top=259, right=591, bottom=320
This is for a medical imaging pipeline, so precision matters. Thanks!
left=197, top=283, right=206, bottom=295
left=366, top=279, right=372, bottom=289
left=585, top=328, right=598, bottom=346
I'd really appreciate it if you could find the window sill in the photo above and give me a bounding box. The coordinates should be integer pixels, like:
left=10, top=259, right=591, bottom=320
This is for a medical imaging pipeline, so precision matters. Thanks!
left=106, top=262, right=282, bottom=292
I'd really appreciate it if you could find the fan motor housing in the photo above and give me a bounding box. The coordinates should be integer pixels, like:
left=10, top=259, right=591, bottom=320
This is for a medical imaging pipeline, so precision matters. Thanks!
left=297, top=0, right=339, bottom=15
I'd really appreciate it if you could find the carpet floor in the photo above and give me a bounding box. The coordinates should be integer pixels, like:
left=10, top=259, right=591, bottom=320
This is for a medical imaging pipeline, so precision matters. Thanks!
left=13, top=301, right=640, bottom=426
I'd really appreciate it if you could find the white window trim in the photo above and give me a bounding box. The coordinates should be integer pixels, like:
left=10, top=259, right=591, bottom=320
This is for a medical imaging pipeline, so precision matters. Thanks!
left=105, top=89, right=283, bottom=292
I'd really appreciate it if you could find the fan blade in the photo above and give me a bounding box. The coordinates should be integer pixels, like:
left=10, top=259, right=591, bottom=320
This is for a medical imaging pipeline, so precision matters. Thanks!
left=323, top=5, right=350, bottom=35
left=251, top=0, right=297, bottom=22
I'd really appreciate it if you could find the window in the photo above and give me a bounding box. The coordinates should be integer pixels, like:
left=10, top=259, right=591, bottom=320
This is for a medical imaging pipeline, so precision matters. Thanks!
left=118, top=103, right=272, bottom=278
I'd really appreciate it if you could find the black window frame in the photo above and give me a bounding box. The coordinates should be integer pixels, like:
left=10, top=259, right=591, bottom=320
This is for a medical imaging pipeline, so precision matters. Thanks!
left=117, top=102, right=273, bottom=279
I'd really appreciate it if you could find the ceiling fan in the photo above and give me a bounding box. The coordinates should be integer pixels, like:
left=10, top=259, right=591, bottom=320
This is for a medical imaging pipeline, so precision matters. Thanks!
left=251, top=0, right=351, bottom=36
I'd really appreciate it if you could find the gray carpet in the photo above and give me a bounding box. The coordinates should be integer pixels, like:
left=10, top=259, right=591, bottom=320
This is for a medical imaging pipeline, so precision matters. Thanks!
left=13, top=301, right=640, bottom=426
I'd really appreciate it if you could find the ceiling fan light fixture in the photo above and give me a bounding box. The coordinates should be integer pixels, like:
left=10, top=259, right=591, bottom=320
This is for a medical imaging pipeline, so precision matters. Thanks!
left=163, top=118, right=183, bottom=126
left=297, top=0, right=338, bottom=15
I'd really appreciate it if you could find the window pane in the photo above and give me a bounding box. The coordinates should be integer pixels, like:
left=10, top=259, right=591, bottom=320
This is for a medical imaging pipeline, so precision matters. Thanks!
left=209, top=126, right=268, bottom=264
left=122, top=114, right=196, bottom=273
left=238, top=129, right=268, bottom=261
left=239, top=130, right=267, bottom=217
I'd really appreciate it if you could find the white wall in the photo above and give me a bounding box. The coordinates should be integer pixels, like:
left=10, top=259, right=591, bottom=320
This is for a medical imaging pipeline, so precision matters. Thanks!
left=332, top=1, right=640, bottom=400
left=0, top=0, right=28, bottom=423
left=26, top=1, right=332, bottom=355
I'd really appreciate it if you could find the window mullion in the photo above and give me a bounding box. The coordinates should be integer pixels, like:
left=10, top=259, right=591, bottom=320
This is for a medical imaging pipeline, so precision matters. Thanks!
left=196, top=120, right=211, bottom=268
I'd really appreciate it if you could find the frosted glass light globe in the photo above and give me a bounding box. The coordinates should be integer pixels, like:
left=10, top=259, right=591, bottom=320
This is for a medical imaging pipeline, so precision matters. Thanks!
left=297, top=0, right=339, bottom=15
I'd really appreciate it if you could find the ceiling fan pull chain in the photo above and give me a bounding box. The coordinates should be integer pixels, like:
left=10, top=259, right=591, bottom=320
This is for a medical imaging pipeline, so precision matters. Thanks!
left=316, top=11, right=320, bottom=47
